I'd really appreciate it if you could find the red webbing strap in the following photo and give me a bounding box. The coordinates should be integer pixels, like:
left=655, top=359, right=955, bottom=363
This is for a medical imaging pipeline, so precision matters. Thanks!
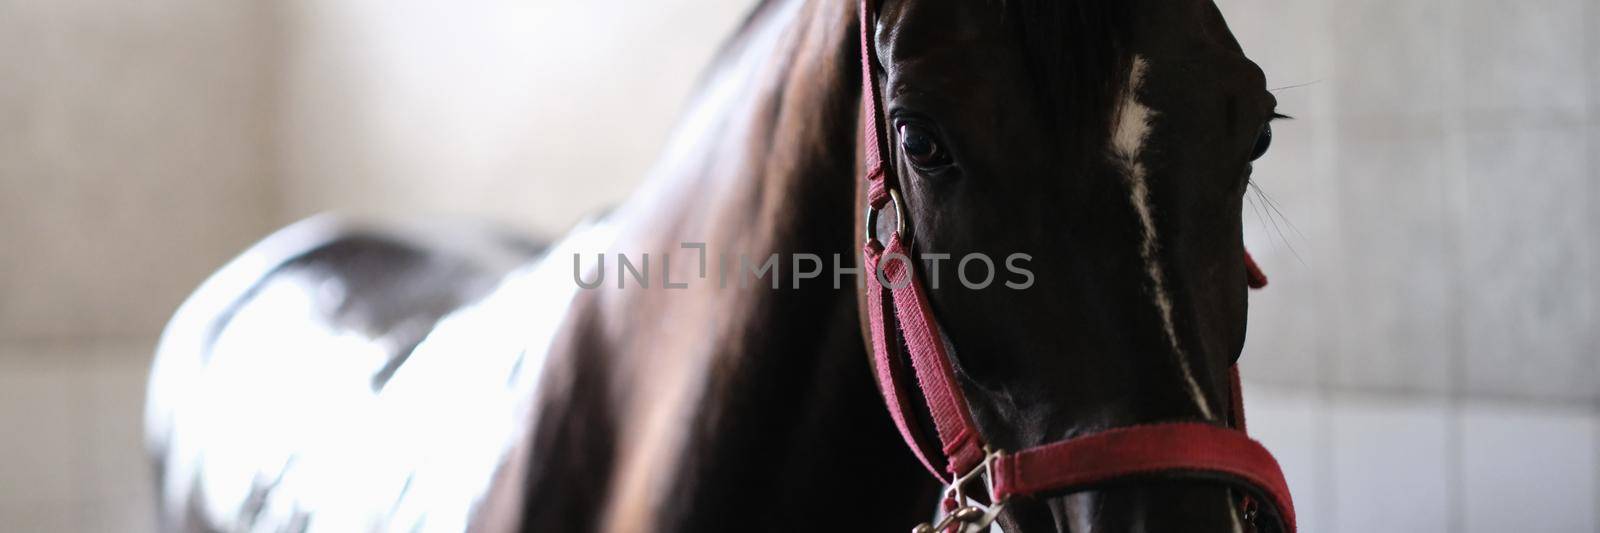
left=864, top=237, right=987, bottom=479
left=865, top=240, right=943, bottom=478
left=857, top=0, right=893, bottom=208
left=879, top=233, right=986, bottom=475
left=993, top=423, right=1297, bottom=533
left=859, top=0, right=940, bottom=478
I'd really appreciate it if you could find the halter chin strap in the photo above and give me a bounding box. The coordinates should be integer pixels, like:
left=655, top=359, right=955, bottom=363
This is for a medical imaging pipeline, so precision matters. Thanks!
left=857, top=1, right=1294, bottom=531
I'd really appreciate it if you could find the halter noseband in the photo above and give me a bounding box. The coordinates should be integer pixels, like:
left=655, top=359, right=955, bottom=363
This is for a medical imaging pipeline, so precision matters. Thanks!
left=855, top=2, right=1295, bottom=531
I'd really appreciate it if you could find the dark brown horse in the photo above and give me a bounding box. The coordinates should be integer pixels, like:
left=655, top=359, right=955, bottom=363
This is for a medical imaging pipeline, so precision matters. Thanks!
left=146, top=0, right=1284, bottom=531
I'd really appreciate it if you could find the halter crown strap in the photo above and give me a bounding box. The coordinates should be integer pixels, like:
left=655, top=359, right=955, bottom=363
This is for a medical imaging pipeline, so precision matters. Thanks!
left=857, top=0, right=896, bottom=210
left=856, top=1, right=1295, bottom=531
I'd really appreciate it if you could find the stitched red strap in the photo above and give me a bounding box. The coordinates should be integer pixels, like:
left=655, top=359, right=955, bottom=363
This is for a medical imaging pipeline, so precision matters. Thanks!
left=857, top=0, right=893, bottom=209
left=865, top=239, right=943, bottom=478
left=878, top=234, right=986, bottom=475
left=864, top=238, right=987, bottom=479
left=993, top=422, right=1296, bottom=532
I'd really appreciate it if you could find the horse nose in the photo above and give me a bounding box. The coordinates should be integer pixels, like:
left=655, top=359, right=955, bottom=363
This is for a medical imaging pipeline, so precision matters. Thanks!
left=1048, top=482, right=1247, bottom=533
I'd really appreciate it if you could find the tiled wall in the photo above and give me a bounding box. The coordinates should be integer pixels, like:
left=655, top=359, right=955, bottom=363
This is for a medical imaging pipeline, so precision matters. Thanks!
left=273, top=0, right=754, bottom=238
left=1219, top=0, right=1598, bottom=401
left=0, top=2, right=281, bottom=341
left=1247, top=384, right=1599, bottom=532
left=1218, top=0, right=1600, bottom=530
left=0, top=0, right=754, bottom=343
left=0, top=342, right=154, bottom=532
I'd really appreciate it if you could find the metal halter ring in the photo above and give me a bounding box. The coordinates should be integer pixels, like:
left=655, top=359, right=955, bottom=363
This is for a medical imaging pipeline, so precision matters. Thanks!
left=913, top=448, right=1010, bottom=533
left=864, top=187, right=909, bottom=245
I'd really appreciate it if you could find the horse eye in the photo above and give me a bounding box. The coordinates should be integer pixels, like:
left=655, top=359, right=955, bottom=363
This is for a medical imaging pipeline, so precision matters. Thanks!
left=1250, top=122, right=1273, bottom=161
left=898, top=124, right=952, bottom=169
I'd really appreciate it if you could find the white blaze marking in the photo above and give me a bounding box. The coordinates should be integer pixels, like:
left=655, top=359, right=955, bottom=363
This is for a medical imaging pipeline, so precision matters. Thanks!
left=1110, top=57, right=1214, bottom=420
left=1229, top=503, right=1247, bottom=533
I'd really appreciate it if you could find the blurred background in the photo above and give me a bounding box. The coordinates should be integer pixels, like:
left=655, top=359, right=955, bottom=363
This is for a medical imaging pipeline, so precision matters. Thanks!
left=0, top=0, right=1593, bottom=531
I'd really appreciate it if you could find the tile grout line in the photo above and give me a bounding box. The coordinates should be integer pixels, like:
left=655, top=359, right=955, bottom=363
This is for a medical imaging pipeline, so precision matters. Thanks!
left=1584, top=1, right=1600, bottom=531
left=1310, top=0, right=1336, bottom=522
left=1305, top=0, right=1341, bottom=528
left=1439, top=0, right=1467, bottom=528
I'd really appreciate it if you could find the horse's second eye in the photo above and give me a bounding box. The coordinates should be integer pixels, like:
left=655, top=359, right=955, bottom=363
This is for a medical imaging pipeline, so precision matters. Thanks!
left=899, top=124, right=952, bottom=169
left=1250, top=122, right=1273, bottom=161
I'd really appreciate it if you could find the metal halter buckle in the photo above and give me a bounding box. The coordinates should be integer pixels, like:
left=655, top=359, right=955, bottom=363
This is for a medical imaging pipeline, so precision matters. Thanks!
left=911, top=448, right=1009, bottom=533
left=864, top=187, right=909, bottom=246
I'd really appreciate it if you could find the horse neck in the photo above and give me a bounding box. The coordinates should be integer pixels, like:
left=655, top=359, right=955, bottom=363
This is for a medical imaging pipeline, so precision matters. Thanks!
left=580, top=1, right=938, bottom=530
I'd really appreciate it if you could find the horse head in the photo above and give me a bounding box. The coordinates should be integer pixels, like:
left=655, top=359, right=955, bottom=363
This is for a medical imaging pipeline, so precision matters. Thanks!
left=853, top=1, right=1284, bottom=531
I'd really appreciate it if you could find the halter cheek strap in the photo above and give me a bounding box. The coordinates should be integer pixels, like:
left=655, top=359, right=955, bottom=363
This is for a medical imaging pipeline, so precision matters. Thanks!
left=857, top=1, right=1293, bottom=531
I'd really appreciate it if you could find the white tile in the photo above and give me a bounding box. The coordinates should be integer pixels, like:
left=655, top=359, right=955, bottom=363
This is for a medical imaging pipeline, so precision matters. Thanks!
left=1458, top=125, right=1596, bottom=401
left=1592, top=6, right=1600, bottom=129
left=0, top=341, right=159, bottom=532
left=1593, top=124, right=1600, bottom=394
left=1328, top=393, right=1453, bottom=533
left=0, top=352, right=91, bottom=506
left=0, top=1, right=280, bottom=341
left=1328, top=0, right=1462, bottom=118
left=1329, top=121, right=1458, bottom=393
left=83, top=343, right=158, bottom=503
left=0, top=500, right=88, bottom=533
left=1459, top=402, right=1598, bottom=533
left=85, top=494, right=158, bottom=533
left=1458, top=0, right=1589, bottom=121
left=1241, top=383, right=1325, bottom=532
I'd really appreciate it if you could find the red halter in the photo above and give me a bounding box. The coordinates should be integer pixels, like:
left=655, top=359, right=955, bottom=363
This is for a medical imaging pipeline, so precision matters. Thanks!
left=855, top=2, right=1294, bottom=531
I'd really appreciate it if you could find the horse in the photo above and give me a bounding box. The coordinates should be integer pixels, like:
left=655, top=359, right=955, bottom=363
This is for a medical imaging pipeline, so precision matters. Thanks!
left=144, top=0, right=1291, bottom=531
